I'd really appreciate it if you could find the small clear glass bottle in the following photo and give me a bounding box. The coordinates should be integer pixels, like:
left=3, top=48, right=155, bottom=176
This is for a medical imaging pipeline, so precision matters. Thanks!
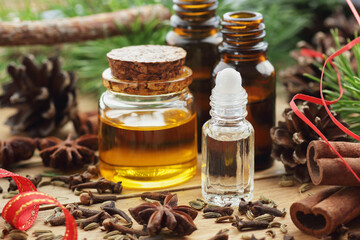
left=99, top=46, right=197, bottom=189
left=166, top=0, right=222, bottom=151
left=202, top=68, right=254, bottom=206
left=213, top=11, right=276, bottom=170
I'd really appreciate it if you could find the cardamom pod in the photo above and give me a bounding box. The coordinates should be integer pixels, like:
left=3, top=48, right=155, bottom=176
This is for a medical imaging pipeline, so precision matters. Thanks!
left=36, top=232, right=55, bottom=240
left=246, top=209, right=255, bottom=220
left=103, top=230, right=120, bottom=239
left=280, top=223, right=288, bottom=233
left=268, top=221, right=282, bottom=228
left=107, top=235, right=123, bottom=240
left=189, top=200, right=205, bottom=210
left=203, top=212, right=222, bottom=218
left=265, top=229, right=276, bottom=238
left=84, top=222, right=99, bottom=231
left=51, top=181, right=66, bottom=187
left=241, top=235, right=252, bottom=240
left=298, top=183, right=312, bottom=193
left=253, top=213, right=275, bottom=222
left=9, top=230, right=28, bottom=240
left=32, top=230, right=52, bottom=237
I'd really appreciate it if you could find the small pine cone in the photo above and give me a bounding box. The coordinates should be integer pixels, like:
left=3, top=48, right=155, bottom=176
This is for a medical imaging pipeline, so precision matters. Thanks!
left=270, top=102, right=349, bottom=182
left=0, top=54, right=78, bottom=137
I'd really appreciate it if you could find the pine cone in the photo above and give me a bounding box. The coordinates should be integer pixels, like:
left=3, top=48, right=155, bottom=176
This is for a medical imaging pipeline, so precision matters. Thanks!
left=0, top=55, right=78, bottom=137
left=270, top=102, right=349, bottom=182
left=37, top=134, right=98, bottom=170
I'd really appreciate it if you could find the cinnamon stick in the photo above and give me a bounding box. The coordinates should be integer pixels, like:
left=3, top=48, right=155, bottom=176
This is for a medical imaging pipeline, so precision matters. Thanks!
left=0, top=5, right=170, bottom=46
left=307, top=141, right=360, bottom=186
left=290, top=186, right=360, bottom=237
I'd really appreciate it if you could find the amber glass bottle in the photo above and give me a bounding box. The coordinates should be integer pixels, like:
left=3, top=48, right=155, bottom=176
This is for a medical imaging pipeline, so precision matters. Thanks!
left=213, top=11, right=276, bottom=170
left=166, top=0, right=222, bottom=151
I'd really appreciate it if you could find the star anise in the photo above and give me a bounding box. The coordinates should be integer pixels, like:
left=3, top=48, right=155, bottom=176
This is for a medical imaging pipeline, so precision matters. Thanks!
left=37, top=134, right=98, bottom=170
left=128, top=194, right=198, bottom=236
left=0, top=137, right=36, bottom=168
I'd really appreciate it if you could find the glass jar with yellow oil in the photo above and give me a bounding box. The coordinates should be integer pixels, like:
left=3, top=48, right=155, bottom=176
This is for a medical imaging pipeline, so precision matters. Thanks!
left=99, top=45, right=197, bottom=189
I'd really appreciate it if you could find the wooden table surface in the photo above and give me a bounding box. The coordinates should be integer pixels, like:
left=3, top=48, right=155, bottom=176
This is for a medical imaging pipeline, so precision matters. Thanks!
left=0, top=94, right=358, bottom=240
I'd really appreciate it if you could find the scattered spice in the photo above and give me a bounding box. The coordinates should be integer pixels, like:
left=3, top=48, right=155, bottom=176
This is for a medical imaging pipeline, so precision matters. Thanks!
left=283, top=235, right=295, bottom=240
left=278, top=175, right=295, bottom=187
left=203, top=212, right=222, bottom=218
left=189, top=200, right=206, bottom=210
left=232, top=216, right=269, bottom=231
left=80, top=211, right=112, bottom=229
left=100, top=201, right=132, bottom=226
left=203, top=206, right=234, bottom=216
left=209, top=229, right=229, bottom=240
left=8, top=174, right=42, bottom=191
left=102, top=218, right=148, bottom=237
left=215, top=216, right=235, bottom=223
left=50, top=170, right=93, bottom=189
left=298, top=183, right=312, bottom=193
left=0, top=186, right=2, bottom=193
left=253, top=214, right=275, bottom=222
left=348, top=232, right=360, bottom=240
left=84, top=222, right=100, bottom=231
left=265, top=230, right=276, bottom=238
left=80, top=191, right=117, bottom=205
left=251, top=205, right=283, bottom=217
left=280, top=224, right=288, bottom=234
left=140, top=191, right=171, bottom=204
left=128, top=194, right=197, bottom=236
left=0, top=137, right=36, bottom=168
left=268, top=221, right=282, bottom=228
left=72, top=177, right=122, bottom=194
left=37, top=134, right=98, bottom=170
left=8, top=229, right=28, bottom=240
left=241, top=234, right=265, bottom=240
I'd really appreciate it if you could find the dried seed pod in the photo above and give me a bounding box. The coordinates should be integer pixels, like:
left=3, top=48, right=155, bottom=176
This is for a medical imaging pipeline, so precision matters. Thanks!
left=32, top=230, right=52, bottom=236
left=283, top=235, right=295, bottom=240
left=280, top=224, right=288, bottom=234
left=251, top=205, right=283, bottom=217
left=246, top=209, right=255, bottom=220
left=268, top=221, right=282, bottom=228
left=253, top=214, right=275, bottom=222
left=189, top=200, right=206, bottom=210
left=203, top=212, right=222, bottom=218
left=9, top=229, right=28, bottom=240
left=104, top=230, right=121, bottom=239
left=278, top=179, right=295, bottom=187
left=84, top=222, right=100, bottom=231
left=298, top=183, right=312, bottom=193
left=215, top=216, right=235, bottom=223
left=35, top=232, right=55, bottom=240
left=266, top=230, right=276, bottom=238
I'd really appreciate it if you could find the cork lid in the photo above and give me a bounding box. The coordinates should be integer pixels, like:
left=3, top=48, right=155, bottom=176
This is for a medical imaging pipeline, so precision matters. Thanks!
left=107, top=45, right=187, bottom=81
left=102, top=66, right=193, bottom=95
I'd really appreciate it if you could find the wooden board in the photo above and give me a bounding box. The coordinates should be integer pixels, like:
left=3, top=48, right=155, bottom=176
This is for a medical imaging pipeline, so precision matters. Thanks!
left=0, top=93, right=358, bottom=239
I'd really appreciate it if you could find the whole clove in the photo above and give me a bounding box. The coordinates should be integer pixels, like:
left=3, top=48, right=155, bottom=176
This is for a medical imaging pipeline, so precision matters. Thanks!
left=67, top=203, right=101, bottom=217
left=80, top=211, right=112, bottom=229
left=238, top=199, right=250, bottom=214
left=8, top=174, right=42, bottom=191
left=72, top=178, right=122, bottom=194
left=232, top=216, right=269, bottom=231
left=51, top=171, right=92, bottom=189
left=209, top=229, right=229, bottom=240
left=203, top=206, right=234, bottom=216
left=49, top=215, right=66, bottom=226
left=140, top=191, right=171, bottom=204
left=101, top=201, right=132, bottom=225
left=102, top=218, right=148, bottom=237
left=349, top=232, right=360, bottom=240
left=80, top=191, right=117, bottom=205
left=0, top=186, right=2, bottom=193
left=251, top=205, right=283, bottom=217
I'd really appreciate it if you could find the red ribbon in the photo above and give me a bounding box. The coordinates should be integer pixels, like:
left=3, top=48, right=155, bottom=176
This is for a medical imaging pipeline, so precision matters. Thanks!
left=290, top=0, right=360, bottom=182
left=0, top=168, right=77, bottom=239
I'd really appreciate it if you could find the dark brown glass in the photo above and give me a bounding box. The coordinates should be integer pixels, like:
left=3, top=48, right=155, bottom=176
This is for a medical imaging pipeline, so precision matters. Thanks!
left=213, top=11, right=276, bottom=170
left=166, top=0, right=222, bottom=151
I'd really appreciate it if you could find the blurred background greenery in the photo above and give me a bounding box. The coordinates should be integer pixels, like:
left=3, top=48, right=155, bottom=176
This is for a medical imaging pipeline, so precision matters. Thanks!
left=0, top=0, right=344, bottom=95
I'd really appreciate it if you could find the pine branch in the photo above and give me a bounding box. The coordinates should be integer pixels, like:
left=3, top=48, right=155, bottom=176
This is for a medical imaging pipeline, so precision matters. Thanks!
left=0, top=4, right=170, bottom=46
